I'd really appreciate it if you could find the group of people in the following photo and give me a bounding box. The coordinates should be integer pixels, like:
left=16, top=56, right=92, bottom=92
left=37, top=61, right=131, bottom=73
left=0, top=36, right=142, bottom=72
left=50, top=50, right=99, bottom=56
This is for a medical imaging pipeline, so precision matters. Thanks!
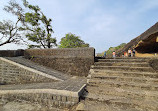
left=103, top=48, right=136, bottom=58
left=124, top=48, right=136, bottom=57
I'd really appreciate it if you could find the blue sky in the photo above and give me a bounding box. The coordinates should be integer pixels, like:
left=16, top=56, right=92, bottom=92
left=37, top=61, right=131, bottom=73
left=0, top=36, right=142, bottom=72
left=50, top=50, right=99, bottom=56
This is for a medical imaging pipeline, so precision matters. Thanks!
left=0, top=0, right=158, bottom=53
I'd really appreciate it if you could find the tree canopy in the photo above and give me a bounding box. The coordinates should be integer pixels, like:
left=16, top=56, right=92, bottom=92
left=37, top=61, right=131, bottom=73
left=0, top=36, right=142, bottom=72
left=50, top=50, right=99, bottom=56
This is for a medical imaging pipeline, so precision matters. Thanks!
left=0, top=0, right=25, bottom=46
left=58, top=33, right=89, bottom=48
left=22, top=0, right=57, bottom=48
left=0, top=0, right=89, bottom=49
left=0, top=0, right=57, bottom=49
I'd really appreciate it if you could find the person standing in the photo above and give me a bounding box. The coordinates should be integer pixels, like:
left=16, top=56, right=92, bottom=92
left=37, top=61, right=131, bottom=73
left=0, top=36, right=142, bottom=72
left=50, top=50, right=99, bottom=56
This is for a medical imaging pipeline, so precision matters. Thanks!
left=132, top=48, right=136, bottom=57
left=112, top=51, right=116, bottom=58
left=104, top=50, right=106, bottom=58
left=128, top=48, right=132, bottom=57
left=124, top=51, right=127, bottom=57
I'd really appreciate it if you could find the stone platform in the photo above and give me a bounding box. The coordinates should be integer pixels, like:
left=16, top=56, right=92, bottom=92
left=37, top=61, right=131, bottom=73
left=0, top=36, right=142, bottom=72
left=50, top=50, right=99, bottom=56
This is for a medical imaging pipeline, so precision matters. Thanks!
left=0, top=57, right=87, bottom=109
left=0, top=77, right=86, bottom=108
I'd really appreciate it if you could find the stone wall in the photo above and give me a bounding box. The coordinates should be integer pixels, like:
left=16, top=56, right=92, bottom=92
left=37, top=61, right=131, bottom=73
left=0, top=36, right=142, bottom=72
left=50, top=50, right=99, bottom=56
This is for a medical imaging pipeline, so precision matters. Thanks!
left=149, top=58, right=158, bottom=71
left=0, top=90, right=79, bottom=108
left=0, top=50, right=24, bottom=57
left=24, top=48, right=95, bottom=77
left=0, top=57, right=57, bottom=85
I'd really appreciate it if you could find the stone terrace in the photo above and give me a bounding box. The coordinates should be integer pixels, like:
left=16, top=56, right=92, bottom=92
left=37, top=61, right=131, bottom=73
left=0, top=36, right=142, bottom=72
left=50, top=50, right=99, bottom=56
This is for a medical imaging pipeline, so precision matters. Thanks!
left=0, top=57, right=86, bottom=109
left=0, top=77, right=86, bottom=108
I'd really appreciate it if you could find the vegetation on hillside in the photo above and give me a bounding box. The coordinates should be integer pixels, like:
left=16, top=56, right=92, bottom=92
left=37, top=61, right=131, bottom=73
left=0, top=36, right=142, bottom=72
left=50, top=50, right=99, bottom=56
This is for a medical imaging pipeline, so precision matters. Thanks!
left=98, top=43, right=126, bottom=57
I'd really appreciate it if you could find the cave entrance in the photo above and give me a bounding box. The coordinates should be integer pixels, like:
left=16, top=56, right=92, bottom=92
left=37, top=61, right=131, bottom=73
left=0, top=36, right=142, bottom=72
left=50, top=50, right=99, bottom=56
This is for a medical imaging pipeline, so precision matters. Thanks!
left=135, top=35, right=158, bottom=53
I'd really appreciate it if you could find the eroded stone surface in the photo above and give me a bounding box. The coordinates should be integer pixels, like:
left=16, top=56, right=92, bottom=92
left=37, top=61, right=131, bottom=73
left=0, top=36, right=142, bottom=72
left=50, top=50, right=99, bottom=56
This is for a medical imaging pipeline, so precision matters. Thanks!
left=85, top=57, right=158, bottom=111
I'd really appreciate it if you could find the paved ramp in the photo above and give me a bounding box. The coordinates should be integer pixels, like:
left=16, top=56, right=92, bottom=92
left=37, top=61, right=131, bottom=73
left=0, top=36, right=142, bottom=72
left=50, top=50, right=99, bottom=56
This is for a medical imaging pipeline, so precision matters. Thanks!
left=4, top=57, right=71, bottom=81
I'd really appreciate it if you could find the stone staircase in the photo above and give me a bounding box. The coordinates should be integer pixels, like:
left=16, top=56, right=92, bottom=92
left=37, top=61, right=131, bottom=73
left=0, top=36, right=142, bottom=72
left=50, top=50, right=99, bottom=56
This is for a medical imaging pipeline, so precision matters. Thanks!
left=85, top=57, right=158, bottom=111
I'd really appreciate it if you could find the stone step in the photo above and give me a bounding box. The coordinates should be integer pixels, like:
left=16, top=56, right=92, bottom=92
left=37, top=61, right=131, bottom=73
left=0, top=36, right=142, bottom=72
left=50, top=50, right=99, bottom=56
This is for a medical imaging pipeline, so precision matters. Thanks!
left=110, top=98, right=158, bottom=111
left=88, top=79, right=158, bottom=91
left=86, top=57, right=158, bottom=110
left=90, top=75, right=158, bottom=84
left=85, top=92, right=158, bottom=111
left=82, top=99, right=147, bottom=111
left=87, top=86, right=158, bottom=100
left=91, top=66, right=155, bottom=72
left=98, top=59, right=149, bottom=62
left=101, top=57, right=150, bottom=59
left=85, top=92, right=126, bottom=103
left=90, top=69, right=158, bottom=78
left=94, top=62, right=149, bottom=67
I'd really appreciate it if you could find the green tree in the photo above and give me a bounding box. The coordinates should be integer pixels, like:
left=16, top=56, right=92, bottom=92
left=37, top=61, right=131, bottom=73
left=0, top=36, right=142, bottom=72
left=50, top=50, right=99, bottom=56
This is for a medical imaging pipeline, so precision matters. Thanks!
left=22, top=0, right=57, bottom=49
left=3, top=0, right=57, bottom=49
left=59, top=33, right=89, bottom=48
left=0, top=0, right=25, bottom=46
